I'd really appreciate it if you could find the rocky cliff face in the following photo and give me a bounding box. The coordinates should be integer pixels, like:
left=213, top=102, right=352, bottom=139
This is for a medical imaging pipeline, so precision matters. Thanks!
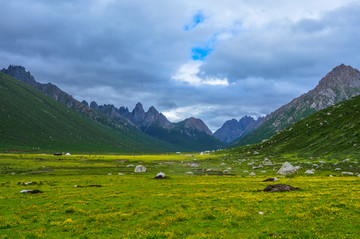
left=233, top=64, right=360, bottom=147
left=214, top=116, right=265, bottom=144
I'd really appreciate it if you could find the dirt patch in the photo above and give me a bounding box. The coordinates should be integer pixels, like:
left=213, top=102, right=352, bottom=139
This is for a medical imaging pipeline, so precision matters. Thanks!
left=38, top=168, right=52, bottom=172
left=262, top=184, right=302, bottom=192
left=114, top=159, right=128, bottom=162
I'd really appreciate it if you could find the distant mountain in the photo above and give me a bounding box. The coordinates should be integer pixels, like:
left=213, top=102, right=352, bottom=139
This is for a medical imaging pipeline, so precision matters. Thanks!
left=0, top=72, right=176, bottom=153
left=230, top=94, right=360, bottom=159
left=214, top=116, right=265, bottom=144
left=233, top=64, right=360, bottom=147
left=91, top=102, right=224, bottom=151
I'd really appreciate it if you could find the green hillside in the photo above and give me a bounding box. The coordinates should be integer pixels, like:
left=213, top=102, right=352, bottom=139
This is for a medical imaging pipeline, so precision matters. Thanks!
left=0, top=73, right=176, bottom=153
left=229, top=95, right=360, bottom=159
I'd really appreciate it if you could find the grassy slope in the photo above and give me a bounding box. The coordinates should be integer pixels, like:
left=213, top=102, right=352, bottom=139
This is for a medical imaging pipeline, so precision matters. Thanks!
left=0, top=73, right=176, bottom=154
left=229, top=95, right=360, bottom=159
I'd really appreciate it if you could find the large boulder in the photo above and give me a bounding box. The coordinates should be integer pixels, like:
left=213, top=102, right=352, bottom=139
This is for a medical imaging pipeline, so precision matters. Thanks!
left=277, top=162, right=297, bottom=175
left=134, top=165, right=147, bottom=173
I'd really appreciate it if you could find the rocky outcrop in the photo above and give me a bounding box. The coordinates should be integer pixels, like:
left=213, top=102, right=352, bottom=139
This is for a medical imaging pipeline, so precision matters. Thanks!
left=214, top=116, right=265, bottom=144
left=181, top=117, right=212, bottom=135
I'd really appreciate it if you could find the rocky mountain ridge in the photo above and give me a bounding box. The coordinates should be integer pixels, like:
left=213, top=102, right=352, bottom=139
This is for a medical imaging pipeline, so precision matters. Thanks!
left=233, top=64, right=360, bottom=147
left=214, top=116, right=265, bottom=144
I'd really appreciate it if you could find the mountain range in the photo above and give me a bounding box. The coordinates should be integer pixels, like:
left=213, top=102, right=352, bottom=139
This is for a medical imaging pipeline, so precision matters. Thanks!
left=89, top=102, right=224, bottom=150
left=232, top=64, right=360, bottom=147
left=213, top=116, right=265, bottom=144
left=0, top=72, right=176, bottom=153
left=1, top=65, right=224, bottom=152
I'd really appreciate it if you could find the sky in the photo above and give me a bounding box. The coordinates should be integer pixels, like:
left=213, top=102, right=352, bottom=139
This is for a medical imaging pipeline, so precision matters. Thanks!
left=1, top=0, right=360, bottom=131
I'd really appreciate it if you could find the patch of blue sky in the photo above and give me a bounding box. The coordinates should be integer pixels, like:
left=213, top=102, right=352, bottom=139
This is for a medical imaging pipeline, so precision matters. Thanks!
left=191, top=47, right=213, bottom=60
left=184, top=11, right=205, bottom=31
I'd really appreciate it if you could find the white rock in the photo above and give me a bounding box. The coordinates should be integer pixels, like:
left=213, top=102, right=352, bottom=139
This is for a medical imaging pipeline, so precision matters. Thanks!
left=185, top=172, right=194, bottom=175
left=304, top=170, right=315, bottom=174
left=258, top=211, right=264, bottom=215
left=277, top=162, right=297, bottom=175
left=159, top=163, right=163, bottom=166
left=261, top=171, right=267, bottom=173
left=329, top=175, right=334, bottom=177
left=249, top=172, right=256, bottom=176
left=20, top=190, right=31, bottom=193
left=134, top=165, right=147, bottom=173
left=190, top=163, right=199, bottom=168
left=313, top=164, right=319, bottom=167
left=118, top=173, right=124, bottom=175
left=74, top=185, right=78, bottom=188
left=156, top=172, right=166, bottom=178
left=127, top=164, right=134, bottom=167
left=358, top=174, right=360, bottom=177
left=221, top=163, right=226, bottom=166
left=108, top=173, right=112, bottom=175
left=227, top=167, right=232, bottom=170
left=341, top=172, right=354, bottom=175
left=295, top=166, right=302, bottom=170
left=11, top=172, right=16, bottom=175
left=318, top=161, right=326, bottom=164
left=243, top=170, right=249, bottom=173
left=343, top=159, right=350, bottom=162
left=206, top=169, right=212, bottom=171
left=334, top=168, right=342, bottom=171
left=223, top=170, right=229, bottom=173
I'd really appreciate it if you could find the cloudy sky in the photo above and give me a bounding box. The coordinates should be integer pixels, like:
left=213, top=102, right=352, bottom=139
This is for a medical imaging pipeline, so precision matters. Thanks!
left=1, top=0, right=360, bottom=131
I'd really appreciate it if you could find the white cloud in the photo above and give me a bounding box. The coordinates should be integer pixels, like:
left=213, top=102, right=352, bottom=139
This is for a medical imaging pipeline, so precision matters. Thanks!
left=163, top=104, right=218, bottom=122
left=171, top=61, right=229, bottom=87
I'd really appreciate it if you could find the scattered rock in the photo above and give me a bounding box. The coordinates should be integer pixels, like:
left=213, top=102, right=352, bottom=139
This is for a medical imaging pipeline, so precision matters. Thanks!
left=258, top=211, right=264, bottom=215
left=134, top=165, right=147, bottom=173
left=262, top=177, right=278, bottom=182
left=118, top=173, right=124, bottom=175
left=108, top=173, right=112, bottom=175
left=243, top=170, right=249, bottom=173
left=221, top=163, right=226, bottom=166
left=190, top=163, right=199, bottom=168
left=249, top=172, right=256, bottom=176
left=127, top=164, right=134, bottom=167
left=154, top=172, right=166, bottom=179
left=318, top=161, right=326, bottom=164
left=185, top=172, right=194, bottom=175
left=334, top=168, right=342, bottom=171
left=20, top=189, right=42, bottom=194
left=262, top=184, right=301, bottom=192
left=341, top=172, right=354, bottom=175
left=329, top=175, right=334, bottom=177
left=277, top=162, right=297, bottom=175
left=304, top=170, right=315, bottom=174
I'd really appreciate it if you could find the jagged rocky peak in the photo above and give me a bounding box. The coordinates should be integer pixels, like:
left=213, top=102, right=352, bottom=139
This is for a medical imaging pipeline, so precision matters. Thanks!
left=82, top=100, right=89, bottom=106
left=1, top=65, right=37, bottom=85
left=119, top=106, right=130, bottom=115
left=317, top=64, right=360, bottom=89
left=90, top=101, right=99, bottom=109
left=214, top=115, right=265, bottom=144
left=131, top=102, right=146, bottom=123
left=183, top=117, right=212, bottom=135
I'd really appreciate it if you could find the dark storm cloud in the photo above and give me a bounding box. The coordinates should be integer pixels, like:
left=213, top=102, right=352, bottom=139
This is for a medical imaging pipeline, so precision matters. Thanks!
left=0, top=1, right=359, bottom=131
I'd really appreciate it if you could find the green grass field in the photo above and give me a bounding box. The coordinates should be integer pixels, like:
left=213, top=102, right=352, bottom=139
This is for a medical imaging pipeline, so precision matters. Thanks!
left=1, top=153, right=359, bottom=238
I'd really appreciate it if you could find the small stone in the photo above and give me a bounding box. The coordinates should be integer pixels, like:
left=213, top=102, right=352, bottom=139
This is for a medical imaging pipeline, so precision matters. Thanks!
left=155, top=172, right=166, bottom=179
left=118, top=173, right=124, bottom=175
left=134, top=165, right=147, bottom=173
left=249, top=172, right=256, bottom=176
left=259, top=211, right=264, bottom=215
left=341, top=172, right=354, bottom=175
left=185, top=172, right=194, bottom=175
left=108, top=173, right=112, bottom=175
left=190, top=163, right=199, bottom=168
left=127, top=164, right=134, bottom=167
left=304, top=170, right=315, bottom=174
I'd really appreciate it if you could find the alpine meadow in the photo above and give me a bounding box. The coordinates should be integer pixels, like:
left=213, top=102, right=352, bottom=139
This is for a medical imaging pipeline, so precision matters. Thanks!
left=1, top=1, right=360, bottom=238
